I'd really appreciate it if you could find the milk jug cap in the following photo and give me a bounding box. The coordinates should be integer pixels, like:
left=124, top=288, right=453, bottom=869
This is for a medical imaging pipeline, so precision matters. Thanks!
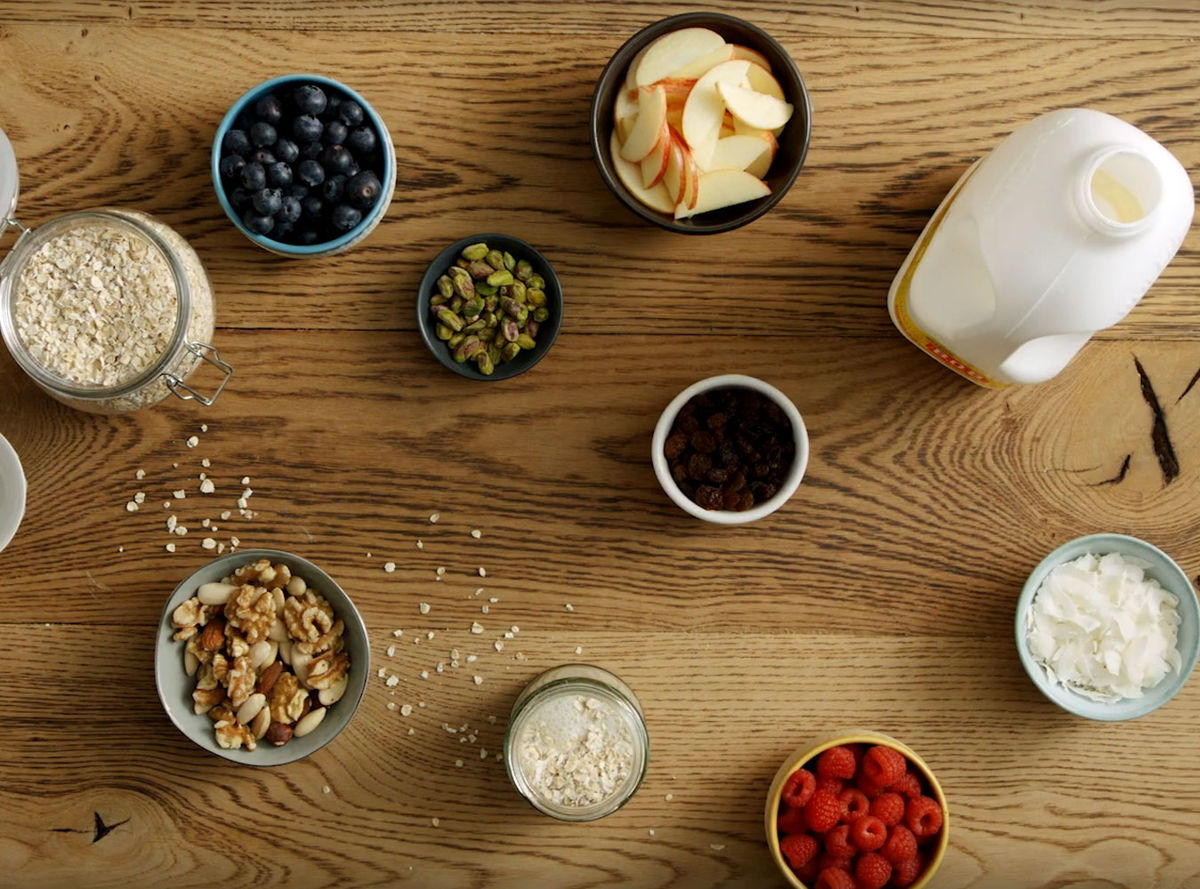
left=0, top=126, right=18, bottom=236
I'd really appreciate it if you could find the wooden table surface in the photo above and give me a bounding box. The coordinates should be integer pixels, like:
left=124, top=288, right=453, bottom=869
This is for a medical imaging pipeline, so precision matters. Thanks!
left=1, top=2, right=1199, bottom=887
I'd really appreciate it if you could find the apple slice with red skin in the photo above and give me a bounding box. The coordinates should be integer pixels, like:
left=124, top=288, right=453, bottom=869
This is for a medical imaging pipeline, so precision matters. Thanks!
left=619, top=84, right=668, bottom=162
left=675, top=168, right=770, bottom=219
left=640, top=126, right=672, bottom=188
left=609, top=131, right=675, bottom=214
left=633, top=27, right=727, bottom=87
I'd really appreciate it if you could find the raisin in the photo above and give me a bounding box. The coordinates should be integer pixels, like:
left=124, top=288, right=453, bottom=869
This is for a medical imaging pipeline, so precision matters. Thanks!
left=671, top=463, right=689, bottom=486
left=721, top=486, right=742, bottom=510
left=690, top=430, right=717, bottom=454
left=687, top=452, right=712, bottom=480
left=706, top=412, right=728, bottom=431
left=695, top=485, right=723, bottom=510
left=677, top=413, right=700, bottom=433
left=764, top=400, right=785, bottom=424
left=737, top=490, right=755, bottom=510
left=753, top=462, right=772, bottom=479
left=717, top=441, right=738, bottom=467
left=727, top=470, right=746, bottom=492
left=664, top=432, right=688, bottom=460
left=707, top=467, right=729, bottom=484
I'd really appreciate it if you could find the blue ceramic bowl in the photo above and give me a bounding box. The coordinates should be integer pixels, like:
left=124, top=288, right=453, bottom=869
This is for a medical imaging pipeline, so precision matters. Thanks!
left=212, top=74, right=396, bottom=257
left=1015, top=533, right=1199, bottom=721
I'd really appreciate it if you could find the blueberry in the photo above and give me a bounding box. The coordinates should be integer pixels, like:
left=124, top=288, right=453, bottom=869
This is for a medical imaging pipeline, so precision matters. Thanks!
left=242, top=209, right=275, bottom=235
left=324, top=120, right=348, bottom=146
left=223, top=128, right=252, bottom=157
left=250, top=121, right=277, bottom=147
left=272, top=220, right=295, bottom=242
left=297, top=228, right=321, bottom=246
left=219, top=154, right=245, bottom=181
left=274, top=138, right=299, bottom=164
left=287, top=183, right=310, bottom=199
left=345, top=170, right=382, bottom=210
left=320, top=145, right=356, bottom=176
left=322, top=174, right=347, bottom=203
left=227, top=187, right=252, bottom=210
left=297, top=159, right=325, bottom=187
left=331, top=203, right=362, bottom=232
left=254, top=93, right=284, bottom=125
left=301, top=194, right=324, bottom=220
left=299, top=141, right=323, bottom=161
left=292, top=114, right=323, bottom=143
left=338, top=100, right=364, bottom=127
left=266, top=161, right=293, bottom=188
left=293, top=84, right=327, bottom=116
left=251, top=148, right=276, bottom=166
left=240, top=161, right=266, bottom=191
left=323, top=94, right=342, bottom=120
left=345, top=125, right=376, bottom=156
left=252, top=187, right=283, bottom=216
left=277, top=195, right=303, bottom=224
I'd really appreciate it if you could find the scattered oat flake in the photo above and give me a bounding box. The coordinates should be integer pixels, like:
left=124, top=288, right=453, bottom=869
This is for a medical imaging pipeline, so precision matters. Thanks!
left=173, top=489, right=186, bottom=500
left=511, top=626, right=520, bottom=633
left=494, top=640, right=504, bottom=652
left=665, top=793, right=674, bottom=802
left=479, top=748, right=487, bottom=759
left=386, top=676, right=399, bottom=688
left=565, top=603, right=574, bottom=612
left=174, top=526, right=187, bottom=536
left=401, top=704, right=413, bottom=716
left=466, top=654, right=477, bottom=663
left=649, top=829, right=656, bottom=837
left=426, top=630, right=435, bottom=640
left=429, top=513, right=440, bottom=523
left=220, top=510, right=231, bottom=520
left=125, top=501, right=139, bottom=512
left=420, top=670, right=429, bottom=679
left=322, top=785, right=331, bottom=794
left=481, top=605, right=489, bottom=614
left=163, top=501, right=171, bottom=509
left=416, top=539, right=423, bottom=549
left=488, top=596, right=499, bottom=603
left=201, top=457, right=211, bottom=467
left=186, top=436, right=199, bottom=448
left=386, top=701, right=396, bottom=711
left=165, top=543, right=176, bottom=553
left=199, top=472, right=207, bottom=481
left=473, top=675, right=483, bottom=685
left=475, top=588, right=484, bottom=596
left=117, top=545, right=124, bottom=553
left=575, top=646, right=583, bottom=655
left=419, top=602, right=430, bottom=614
left=436, top=566, right=445, bottom=576
left=230, top=536, right=240, bottom=547
left=392, top=629, right=404, bottom=638
left=710, top=844, right=725, bottom=851
left=384, top=562, right=396, bottom=573
left=200, top=479, right=215, bottom=494
left=376, top=668, right=387, bottom=679
left=386, top=645, right=396, bottom=657
left=133, top=491, right=146, bottom=504
left=200, top=424, right=208, bottom=433
left=201, top=537, right=216, bottom=550
left=431, top=817, right=440, bottom=827
left=455, top=759, right=463, bottom=767
left=470, top=529, right=481, bottom=539
left=135, top=469, right=145, bottom=480
left=470, top=622, right=484, bottom=634
left=478, top=567, right=487, bottom=577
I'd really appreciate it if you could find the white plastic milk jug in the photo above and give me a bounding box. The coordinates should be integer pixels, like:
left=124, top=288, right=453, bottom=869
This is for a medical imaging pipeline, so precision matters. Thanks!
left=888, top=108, right=1194, bottom=387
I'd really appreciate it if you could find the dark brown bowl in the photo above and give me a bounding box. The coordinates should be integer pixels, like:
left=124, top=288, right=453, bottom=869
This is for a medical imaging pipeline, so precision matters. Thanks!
left=589, top=12, right=812, bottom=234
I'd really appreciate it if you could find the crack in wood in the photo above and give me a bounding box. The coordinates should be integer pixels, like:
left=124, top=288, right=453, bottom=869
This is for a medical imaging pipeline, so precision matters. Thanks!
left=50, top=812, right=129, bottom=843
left=1178, top=365, right=1200, bottom=403
left=1134, top=356, right=1180, bottom=485
left=1093, top=454, right=1131, bottom=486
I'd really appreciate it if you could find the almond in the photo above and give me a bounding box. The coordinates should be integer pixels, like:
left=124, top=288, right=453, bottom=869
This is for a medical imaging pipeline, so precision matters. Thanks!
left=199, top=617, right=226, bottom=652
left=265, top=722, right=293, bottom=746
left=256, top=661, right=284, bottom=695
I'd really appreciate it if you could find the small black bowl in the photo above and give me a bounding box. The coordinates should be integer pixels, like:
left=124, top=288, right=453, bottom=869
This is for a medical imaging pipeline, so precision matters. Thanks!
left=589, top=12, right=812, bottom=235
left=416, top=234, right=563, bottom=381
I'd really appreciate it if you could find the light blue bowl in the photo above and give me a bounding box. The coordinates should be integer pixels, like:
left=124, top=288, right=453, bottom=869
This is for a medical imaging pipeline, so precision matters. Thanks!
left=1015, top=533, right=1199, bottom=721
left=211, top=73, right=396, bottom=257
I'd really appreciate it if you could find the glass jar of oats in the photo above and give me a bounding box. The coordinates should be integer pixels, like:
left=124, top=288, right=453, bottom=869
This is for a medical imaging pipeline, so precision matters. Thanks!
left=0, top=132, right=231, bottom=413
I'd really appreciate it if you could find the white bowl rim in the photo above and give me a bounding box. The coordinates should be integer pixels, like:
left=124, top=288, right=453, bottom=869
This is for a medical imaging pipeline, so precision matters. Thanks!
left=651, top=374, right=809, bottom=524
left=0, top=433, right=26, bottom=553
left=1014, top=532, right=1200, bottom=721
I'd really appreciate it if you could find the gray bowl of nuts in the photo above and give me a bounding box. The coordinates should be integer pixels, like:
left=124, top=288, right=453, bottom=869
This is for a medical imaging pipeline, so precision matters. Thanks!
left=416, top=234, right=563, bottom=381
left=155, top=549, right=369, bottom=765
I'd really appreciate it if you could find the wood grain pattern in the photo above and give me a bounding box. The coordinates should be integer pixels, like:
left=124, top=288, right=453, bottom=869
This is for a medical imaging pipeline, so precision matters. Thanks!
left=1, top=2, right=1199, bottom=887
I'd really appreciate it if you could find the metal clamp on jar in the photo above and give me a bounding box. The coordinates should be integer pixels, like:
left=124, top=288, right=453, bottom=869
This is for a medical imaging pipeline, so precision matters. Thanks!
left=0, top=126, right=232, bottom=414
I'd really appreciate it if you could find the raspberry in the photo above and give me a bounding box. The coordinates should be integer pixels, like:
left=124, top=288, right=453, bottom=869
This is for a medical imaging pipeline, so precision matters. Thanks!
left=856, top=771, right=887, bottom=799
left=823, top=824, right=855, bottom=860
left=816, top=852, right=853, bottom=874
left=814, top=866, right=856, bottom=889
left=782, top=768, right=817, bottom=809
left=793, top=856, right=820, bottom=885
left=780, top=833, right=819, bottom=871
left=816, top=776, right=846, bottom=797
left=862, top=746, right=907, bottom=788
left=850, top=814, right=888, bottom=852
left=882, top=824, right=918, bottom=865
left=776, top=805, right=808, bottom=835
left=892, top=771, right=923, bottom=800
left=805, top=790, right=843, bottom=833
left=817, top=745, right=858, bottom=780
left=905, top=796, right=944, bottom=840
left=854, top=851, right=893, bottom=889
left=890, top=852, right=925, bottom=888
left=839, top=788, right=871, bottom=823
left=869, top=792, right=906, bottom=827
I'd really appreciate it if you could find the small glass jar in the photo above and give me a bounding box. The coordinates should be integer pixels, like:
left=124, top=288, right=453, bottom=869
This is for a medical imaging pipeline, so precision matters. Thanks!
left=1, top=131, right=231, bottom=414
left=503, top=664, right=649, bottom=821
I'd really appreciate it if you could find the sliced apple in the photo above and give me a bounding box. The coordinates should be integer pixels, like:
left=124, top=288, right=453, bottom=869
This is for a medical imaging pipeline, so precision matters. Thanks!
left=662, top=133, right=687, bottom=205
left=681, top=59, right=751, bottom=167
left=709, top=134, right=773, bottom=175
left=647, top=78, right=697, bottom=111
left=663, top=43, right=733, bottom=79
left=675, top=168, right=771, bottom=219
left=730, top=44, right=771, bottom=69
left=619, top=84, right=668, bottom=162
left=625, top=44, right=650, bottom=92
left=716, top=81, right=793, bottom=131
left=640, top=127, right=672, bottom=188
left=679, top=136, right=701, bottom=210
left=745, top=63, right=785, bottom=101
left=609, top=131, right=676, bottom=214
left=634, top=27, right=727, bottom=87
left=614, top=87, right=638, bottom=141
left=665, top=106, right=684, bottom=133
left=743, top=130, right=777, bottom=178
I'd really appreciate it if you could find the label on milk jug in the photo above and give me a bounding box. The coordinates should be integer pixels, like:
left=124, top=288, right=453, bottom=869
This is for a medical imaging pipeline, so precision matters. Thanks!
left=888, top=166, right=1010, bottom=389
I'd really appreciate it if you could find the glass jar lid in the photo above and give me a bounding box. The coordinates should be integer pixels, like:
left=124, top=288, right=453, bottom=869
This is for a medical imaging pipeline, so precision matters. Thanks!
left=0, top=126, right=18, bottom=236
